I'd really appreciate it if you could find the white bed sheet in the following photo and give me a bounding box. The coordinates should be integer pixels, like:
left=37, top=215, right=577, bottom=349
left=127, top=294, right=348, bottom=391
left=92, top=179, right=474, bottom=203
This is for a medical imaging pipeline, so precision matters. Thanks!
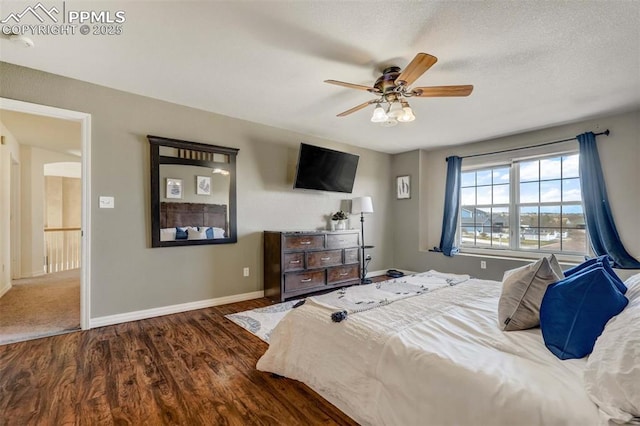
left=257, top=274, right=600, bottom=426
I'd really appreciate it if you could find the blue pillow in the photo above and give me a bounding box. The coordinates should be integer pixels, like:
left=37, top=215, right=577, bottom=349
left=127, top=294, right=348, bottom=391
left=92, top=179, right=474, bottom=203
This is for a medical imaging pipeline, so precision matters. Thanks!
left=564, top=255, right=610, bottom=277
left=204, top=227, right=213, bottom=239
left=176, top=227, right=188, bottom=239
left=565, top=255, right=626, bottom=294
left=540, top=266, right=628, bottom=360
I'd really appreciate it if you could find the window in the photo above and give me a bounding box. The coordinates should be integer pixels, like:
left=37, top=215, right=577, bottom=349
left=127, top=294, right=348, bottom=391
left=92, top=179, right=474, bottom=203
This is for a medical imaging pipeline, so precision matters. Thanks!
left=459, top=153, right=587, bottom=256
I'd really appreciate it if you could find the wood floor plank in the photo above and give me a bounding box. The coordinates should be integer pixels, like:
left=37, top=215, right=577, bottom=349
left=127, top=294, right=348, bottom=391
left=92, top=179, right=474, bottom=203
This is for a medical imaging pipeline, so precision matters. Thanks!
left=0, top=297, right=357, bottom=425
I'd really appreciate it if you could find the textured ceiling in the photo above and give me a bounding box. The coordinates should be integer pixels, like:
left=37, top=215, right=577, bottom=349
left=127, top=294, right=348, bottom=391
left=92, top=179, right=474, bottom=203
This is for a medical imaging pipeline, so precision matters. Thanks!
left=1, top=1, right=639, bottom=153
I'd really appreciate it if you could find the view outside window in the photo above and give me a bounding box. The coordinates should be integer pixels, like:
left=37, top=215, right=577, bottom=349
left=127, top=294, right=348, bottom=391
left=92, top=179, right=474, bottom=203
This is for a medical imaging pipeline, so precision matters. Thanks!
left=460, top=153, right=587, bottom=254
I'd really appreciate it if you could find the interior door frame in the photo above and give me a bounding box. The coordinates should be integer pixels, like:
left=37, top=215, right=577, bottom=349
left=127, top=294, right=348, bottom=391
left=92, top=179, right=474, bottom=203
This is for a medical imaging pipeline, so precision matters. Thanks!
left=0, top=97, right=92, bottom=330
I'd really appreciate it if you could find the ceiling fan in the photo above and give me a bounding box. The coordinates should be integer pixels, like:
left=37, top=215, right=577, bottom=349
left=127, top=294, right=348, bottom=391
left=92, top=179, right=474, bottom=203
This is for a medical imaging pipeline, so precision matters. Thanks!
left=325, top=52, right=473, bottom=126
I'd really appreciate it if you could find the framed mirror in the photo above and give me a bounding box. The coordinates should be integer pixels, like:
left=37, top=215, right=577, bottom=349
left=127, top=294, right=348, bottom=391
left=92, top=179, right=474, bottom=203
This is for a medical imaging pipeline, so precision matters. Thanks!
left=148, top=135, right=239, bottom=247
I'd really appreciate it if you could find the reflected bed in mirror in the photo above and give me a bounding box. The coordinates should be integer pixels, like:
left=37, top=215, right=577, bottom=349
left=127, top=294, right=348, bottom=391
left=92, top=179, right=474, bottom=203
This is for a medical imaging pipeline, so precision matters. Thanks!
left=148, top=135, right=239, bottom=247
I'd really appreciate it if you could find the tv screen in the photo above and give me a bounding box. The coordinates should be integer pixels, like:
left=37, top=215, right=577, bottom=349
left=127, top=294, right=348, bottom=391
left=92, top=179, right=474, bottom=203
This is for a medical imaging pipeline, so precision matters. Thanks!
left=294, top=143, right=359, bottom=193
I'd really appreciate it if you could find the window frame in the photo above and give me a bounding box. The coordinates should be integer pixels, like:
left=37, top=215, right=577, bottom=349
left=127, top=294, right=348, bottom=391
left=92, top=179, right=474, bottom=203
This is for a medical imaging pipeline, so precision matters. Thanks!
left=457, top=150, right=590, bottom=262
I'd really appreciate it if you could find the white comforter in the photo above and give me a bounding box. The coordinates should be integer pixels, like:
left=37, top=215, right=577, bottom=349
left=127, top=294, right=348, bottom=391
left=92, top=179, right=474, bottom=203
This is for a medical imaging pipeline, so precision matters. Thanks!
left=257, top=274, right=600, bottom=425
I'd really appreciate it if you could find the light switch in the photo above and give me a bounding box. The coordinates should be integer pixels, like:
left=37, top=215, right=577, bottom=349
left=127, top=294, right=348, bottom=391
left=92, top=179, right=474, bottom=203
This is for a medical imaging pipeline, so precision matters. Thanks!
left=99, top=196, right=115, bottom=208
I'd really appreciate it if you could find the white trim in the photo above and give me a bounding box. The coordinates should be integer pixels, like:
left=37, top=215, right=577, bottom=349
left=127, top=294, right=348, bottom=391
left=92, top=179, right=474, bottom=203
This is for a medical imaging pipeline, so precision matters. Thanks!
left=90, top=290, right=265, bottom=328
left=0, top=97, right=92, bottom=330
left=0, top=282, right=11, bottom=298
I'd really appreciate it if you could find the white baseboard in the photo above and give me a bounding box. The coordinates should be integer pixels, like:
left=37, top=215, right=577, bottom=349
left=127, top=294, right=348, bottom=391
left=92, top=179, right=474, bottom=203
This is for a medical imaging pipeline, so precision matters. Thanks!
left=90, top=290, right=264, bottom=329
left=0, top=282, right=11, bottom=298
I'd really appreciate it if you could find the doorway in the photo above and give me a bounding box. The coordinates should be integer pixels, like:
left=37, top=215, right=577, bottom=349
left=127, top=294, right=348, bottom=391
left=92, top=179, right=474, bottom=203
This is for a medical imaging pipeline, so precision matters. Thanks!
left=0, top=98, right=91, bottom=344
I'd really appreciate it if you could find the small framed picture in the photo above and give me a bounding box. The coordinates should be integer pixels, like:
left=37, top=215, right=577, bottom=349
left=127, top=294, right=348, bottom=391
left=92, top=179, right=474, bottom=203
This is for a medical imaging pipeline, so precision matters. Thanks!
left=166, top=178, right=183, bottom=199
left=196, top=175, right=211, bottom=195
left=397, top=175, right=411, bottom=199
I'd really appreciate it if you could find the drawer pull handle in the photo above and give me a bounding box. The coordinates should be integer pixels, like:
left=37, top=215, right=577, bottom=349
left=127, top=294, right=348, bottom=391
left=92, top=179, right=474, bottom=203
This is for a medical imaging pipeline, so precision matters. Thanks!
left=289, top=260, right=301, bottom=264
left=300, top=241, right=311, bottom=245
left=300, top=278, right=312, bottom=283
left=321, top=257, right=331, bottom=261
left=340, top=272, right=349, bottom=276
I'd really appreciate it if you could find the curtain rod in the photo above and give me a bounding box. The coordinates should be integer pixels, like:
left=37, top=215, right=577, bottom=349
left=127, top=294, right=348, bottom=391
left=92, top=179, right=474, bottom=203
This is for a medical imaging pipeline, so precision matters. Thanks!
left=455, top=129, right=610, bottom=161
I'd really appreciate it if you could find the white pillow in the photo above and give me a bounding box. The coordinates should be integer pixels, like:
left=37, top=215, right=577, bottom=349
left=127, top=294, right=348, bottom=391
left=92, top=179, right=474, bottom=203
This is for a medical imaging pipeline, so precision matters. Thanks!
left=187, top=227, right=207, bottom=240
left=160, top=228, right=176, bottom=241
left=211, top=227, right=225, bottom=239
left=583, top=273, right=640, bottom=423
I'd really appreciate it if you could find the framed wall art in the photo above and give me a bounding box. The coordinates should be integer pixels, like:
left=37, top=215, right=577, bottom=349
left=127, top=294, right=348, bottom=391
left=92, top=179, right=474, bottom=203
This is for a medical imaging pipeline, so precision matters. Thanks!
left=397, top=175, right=411, bottom=199
left=166, top=178, right=183, bottom=199
left=196, top=175, right=211, bottom=195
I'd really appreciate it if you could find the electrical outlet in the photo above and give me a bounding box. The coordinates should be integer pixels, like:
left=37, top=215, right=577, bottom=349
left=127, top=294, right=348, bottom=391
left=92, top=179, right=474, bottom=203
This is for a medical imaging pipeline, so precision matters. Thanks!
left=480, top=260, right=487, bottom=269
left=243, top=267, right=250, bottom=277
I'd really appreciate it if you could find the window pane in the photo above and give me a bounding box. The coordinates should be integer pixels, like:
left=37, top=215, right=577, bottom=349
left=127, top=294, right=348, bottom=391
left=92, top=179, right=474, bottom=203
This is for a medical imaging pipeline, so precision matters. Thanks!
left=461, top=171, right=476, bottom=187
left=520, top=182, right=539, bottom=203
left=461, top=187, right=476, bottom=206
left=562, top=178, right=581, bottom=201
left=493, top=167, right=510, bottom=184
left=563, top=154, right=579, bottom=178
left=540, top=157, right=561, bottom=180
left=492, top=207, right=510, bottom=248
left=563, top=228, right=587, bottom=253
left=493, top=184, right=510, bottom=204
left=563, top=205, right=585, bottom=228
left=519, top=206, right=539, bottom=228
left=540, top=205, right=561, bottom=227
left=477, top=170, right=492, bottom=185
left=519, top=160, right=539, bottom=182
left=476, top=186, right=491, bottom=204
left=540, top=180, right=562, bottom=202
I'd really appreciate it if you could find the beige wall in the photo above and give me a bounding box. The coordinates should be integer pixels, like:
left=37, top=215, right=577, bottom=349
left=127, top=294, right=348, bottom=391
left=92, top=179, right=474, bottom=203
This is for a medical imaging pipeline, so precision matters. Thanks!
left=45, top=176, right=81, bottom=228
left=20, top=145, right=80, bottom=277
left=0, top=121, right=21, bottom=295
left=0, top=62, right=393, bottom=318
left=391, top=109, right=640, bottom=281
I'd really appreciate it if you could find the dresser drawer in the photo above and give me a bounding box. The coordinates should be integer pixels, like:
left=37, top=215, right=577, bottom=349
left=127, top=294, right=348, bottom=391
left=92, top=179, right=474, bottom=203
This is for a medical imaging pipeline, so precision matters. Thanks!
left=327, top=233, right=359, bottom=249
left=307, top=250, right=342, bottom=269
left=284, top=270, right=325, bottom=293
left=284, top=235, right=324, bottom=250
left=327, top=264, right=360, bottom=285
left=283, top=253, right=304, bottom=272
left=344, top=248, right=360, bottom=264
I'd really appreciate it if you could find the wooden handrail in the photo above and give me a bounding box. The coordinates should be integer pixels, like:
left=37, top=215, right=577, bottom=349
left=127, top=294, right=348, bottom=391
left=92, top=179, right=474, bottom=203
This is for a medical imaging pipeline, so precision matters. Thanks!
left=44, top=227, right=82, bottom=232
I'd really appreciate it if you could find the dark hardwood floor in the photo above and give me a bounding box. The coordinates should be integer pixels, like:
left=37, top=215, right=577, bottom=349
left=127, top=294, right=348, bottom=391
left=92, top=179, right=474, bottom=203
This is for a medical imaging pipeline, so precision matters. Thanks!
left=0, top=297, right=358, bottom=426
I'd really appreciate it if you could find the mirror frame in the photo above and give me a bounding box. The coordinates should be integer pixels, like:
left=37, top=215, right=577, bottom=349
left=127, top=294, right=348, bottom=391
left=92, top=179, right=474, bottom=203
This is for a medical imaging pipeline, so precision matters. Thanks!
left=148, top=135, right=239, bottom=247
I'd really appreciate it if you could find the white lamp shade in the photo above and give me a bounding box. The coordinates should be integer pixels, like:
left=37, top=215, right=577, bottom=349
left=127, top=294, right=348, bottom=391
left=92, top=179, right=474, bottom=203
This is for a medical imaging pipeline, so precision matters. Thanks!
left=387, top=101, right=403, bottom=118
left=351, top=196, right=374, bottom=214
left=370, top=106, right=388, bottom=123
left=397, top=106, right=416, bottom=122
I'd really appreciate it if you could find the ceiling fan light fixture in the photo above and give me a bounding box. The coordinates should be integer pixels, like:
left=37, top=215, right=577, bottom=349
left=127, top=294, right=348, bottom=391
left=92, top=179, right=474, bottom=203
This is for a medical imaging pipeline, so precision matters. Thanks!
left=387, top=101, right=403, bottom=119
left=370, top=104, right=388, bottom=123
left=397, top=102, right=416, bottom=123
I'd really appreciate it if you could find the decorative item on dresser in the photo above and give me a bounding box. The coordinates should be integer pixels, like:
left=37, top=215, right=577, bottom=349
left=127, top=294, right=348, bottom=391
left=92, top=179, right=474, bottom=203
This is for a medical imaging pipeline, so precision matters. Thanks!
left=264, top=230, right=361, bottom=302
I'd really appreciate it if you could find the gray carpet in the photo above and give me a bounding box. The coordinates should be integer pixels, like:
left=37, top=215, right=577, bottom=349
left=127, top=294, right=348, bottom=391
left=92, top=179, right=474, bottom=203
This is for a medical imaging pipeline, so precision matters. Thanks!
left=0, top=269, right=80, bottom=345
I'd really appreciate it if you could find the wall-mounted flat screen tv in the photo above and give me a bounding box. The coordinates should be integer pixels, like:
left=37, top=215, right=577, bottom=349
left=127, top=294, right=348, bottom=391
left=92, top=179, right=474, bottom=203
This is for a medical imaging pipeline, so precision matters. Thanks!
left=293, top=143, right=359, bottom=193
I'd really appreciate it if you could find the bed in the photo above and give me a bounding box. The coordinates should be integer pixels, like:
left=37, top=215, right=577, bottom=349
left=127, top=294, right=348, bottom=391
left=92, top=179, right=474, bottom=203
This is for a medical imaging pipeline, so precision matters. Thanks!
left=159, top=202, right=227, bottom=241
left=257, top=270, right=640, bottom=425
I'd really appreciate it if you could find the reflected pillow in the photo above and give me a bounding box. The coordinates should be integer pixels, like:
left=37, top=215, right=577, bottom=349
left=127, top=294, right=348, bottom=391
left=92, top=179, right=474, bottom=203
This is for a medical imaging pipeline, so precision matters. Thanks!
left=160, top=228, right=177, bottom=241
left=199, top=227, right=226, bottom=239
left=176, top=227, right=188, bottom=240
left=540, top=266, right=628, bottom=360
left=498, top=256, right=562, bottom=331
left=187, top=227, right=207, bottom=240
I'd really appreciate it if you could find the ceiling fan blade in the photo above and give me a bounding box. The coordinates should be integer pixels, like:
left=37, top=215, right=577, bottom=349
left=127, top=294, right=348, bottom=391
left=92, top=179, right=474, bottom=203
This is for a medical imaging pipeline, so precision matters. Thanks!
left=412, top=85, right=474, bottom=97
left=325, top=80, right=379, bottom=93
left=336, top=100, right=375, bottom=117
left=395, top=53, right=438, bottom=86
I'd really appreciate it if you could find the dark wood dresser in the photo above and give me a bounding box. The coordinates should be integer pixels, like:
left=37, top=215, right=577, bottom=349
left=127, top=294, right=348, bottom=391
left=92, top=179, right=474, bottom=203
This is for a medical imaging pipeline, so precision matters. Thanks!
left=264, top=230, right=361, bottom=302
